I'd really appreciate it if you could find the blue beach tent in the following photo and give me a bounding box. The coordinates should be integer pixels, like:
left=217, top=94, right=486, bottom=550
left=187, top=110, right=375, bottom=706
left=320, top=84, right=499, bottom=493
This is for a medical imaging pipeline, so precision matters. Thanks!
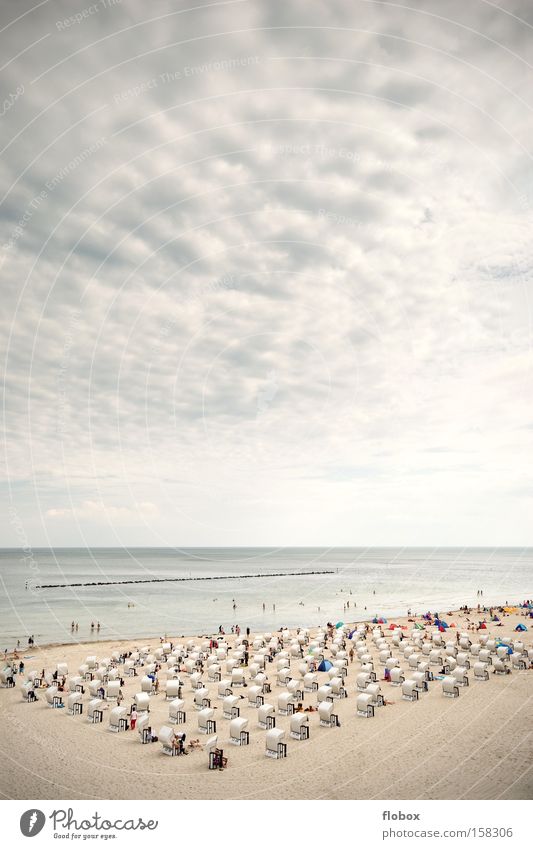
left=317, top=659, right=333, bottom=672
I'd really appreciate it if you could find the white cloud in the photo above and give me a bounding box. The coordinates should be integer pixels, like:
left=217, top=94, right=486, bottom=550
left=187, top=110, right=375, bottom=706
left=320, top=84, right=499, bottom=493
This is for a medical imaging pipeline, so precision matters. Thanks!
left=1, top=0, right=532, bottom=545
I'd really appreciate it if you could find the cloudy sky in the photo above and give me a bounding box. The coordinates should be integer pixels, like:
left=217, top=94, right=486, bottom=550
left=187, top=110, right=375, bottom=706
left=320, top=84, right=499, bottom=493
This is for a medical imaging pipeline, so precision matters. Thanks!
left=1, top=0, right=532, bottom=547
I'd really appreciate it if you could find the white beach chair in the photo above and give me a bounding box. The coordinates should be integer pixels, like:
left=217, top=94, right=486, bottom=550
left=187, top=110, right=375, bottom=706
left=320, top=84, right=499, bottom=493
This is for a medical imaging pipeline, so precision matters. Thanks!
left=223, top=694, right=241, bottom=719
left=108, top=705, right=129, bottom=732
left=20, top=681, right=34, bottom=701
left=198, top=707, right=216, bottom=734
left=429, top=650, right=443, bottom=666
left=247, top=685, right=263, bottom=707
left=276, top=667, right=291, bottom=687
left=442, top=676, right=460, bottom=698
left=365, top=682, right=384, bottom=706
left=303, top=671, right=318, bottom=692
left=106, top=680, right=120, bottom=702
left=356, top=693, right=375, bottom=718
left=492, top=658, right=510, bottom=675
left=231, top=669, right=245, bottom=688
left=290, top=712, right=310, bottom=740
left=88, top=698, right=104, bottom=723
left=67, top=676, right=84, bottom=693
left=356, top=672, right=374, bottom=692
left=140, top=675, right=154, bottom=694
left=134, top=692, right=150, bottom=713
left=57, top=662, right=68, bottom=677
left=258, top=702, right=276, bottom=729
left=159, top=725, right=179, bottom=756
left=473, top=662, right=489, bottom=680
left=316, top=684, right=333, bottom=703
left=390, top=667, right=405, bottom=686
left=328, top=676, right=346, bottom=699
left=286, top=678, right=304, bottom=700
left=318, top=700, right=340, bottom=727
left=511, top=654, right=527, bottom=671
left=379, top=649, right=392, bottom=665
left=136, top=715, right=152, bottom=743
left=190, top=672, right=203, bottom=689
left=470, top=643, right=481, bottom=656
left=456, top=652, right=470, bottom=669
left=229, top=716, right=249, bottom=746
left=401, top=679, right=419, bottom=701
left=67, top=692, right=83, bottom=716
left=168, top=697, right=186, bottom=724
left=265, top=727, right=287, bottom=759
left=208, top=664, right=221, bottom=682
left=452, top=666, right=469, bottom=687
left=45, top=686, right=64, bottom=708
left=408, top=653, right=421, bottom=669
left=165, top=680, right=182, bottom=700
left=217, top=679, right=233, bottom=699
left=478, top=649, right=492, bottom=665
left=277, top=691, right=296, bottom=715
left=411, top=671, right=428, bottom=692
left=194, top=687, right=211, bottom=710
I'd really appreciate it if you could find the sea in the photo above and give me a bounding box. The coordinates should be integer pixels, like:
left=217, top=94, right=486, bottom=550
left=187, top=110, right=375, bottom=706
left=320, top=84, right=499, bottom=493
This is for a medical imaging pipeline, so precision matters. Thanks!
left=0, top=547, right=531, bottom=649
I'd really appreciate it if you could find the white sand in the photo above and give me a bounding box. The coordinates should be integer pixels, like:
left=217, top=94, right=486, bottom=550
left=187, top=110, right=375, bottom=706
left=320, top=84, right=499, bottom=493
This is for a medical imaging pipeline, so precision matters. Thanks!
left=1, top=609, right=531, bottom=800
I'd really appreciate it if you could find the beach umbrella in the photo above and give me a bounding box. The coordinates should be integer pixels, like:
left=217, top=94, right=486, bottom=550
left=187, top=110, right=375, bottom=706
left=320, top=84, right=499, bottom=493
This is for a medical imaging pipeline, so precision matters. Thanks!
left=335, top=621, right=344, bottom=629
left=317, top=659, right=333, bottom=672
left=378, top=617, right=387, bottom=624
left=438, top=625, right=446, bottom=632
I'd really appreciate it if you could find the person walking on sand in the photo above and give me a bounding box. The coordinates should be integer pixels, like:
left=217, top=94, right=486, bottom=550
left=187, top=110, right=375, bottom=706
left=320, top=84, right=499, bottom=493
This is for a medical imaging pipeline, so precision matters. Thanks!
left=130, top=708, right=137, bottom=730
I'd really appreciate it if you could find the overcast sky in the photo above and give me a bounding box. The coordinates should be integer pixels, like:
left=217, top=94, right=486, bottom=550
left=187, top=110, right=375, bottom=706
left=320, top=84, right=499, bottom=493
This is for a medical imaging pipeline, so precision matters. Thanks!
left=1, top=0, right=532, bottom=548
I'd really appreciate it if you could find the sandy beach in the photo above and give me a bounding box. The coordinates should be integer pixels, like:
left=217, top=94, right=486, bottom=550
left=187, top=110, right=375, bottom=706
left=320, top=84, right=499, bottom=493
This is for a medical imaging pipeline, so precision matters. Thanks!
left=1, top=607, right=531, bottom=801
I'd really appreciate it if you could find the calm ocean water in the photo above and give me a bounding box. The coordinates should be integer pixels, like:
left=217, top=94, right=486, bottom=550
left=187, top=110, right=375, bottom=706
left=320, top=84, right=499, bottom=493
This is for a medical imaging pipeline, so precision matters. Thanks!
left=0, top=547, right=531, bottom=648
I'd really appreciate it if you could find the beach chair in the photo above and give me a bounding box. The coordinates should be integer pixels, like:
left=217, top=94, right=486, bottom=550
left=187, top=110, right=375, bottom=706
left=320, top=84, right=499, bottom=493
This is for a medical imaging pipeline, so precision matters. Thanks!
left=276, top=667, right=291, bottom=687
left=390, top=667, right=405, bottom=686
left=223, top=694, right=241, bottom=719
left=194, top=687, right=211, bottom=710
left=456, top=652, right=470, bottom=669
left=511, top=654, right=527, bottom=671
left=159, top=725, right=179, bottom=756
left=318, top=700, right=340, bottom=727
left=429, top=650, right=444, bottom=666
left=21, top=681, right=35, bottom=701
left=290, top=712, right=310, bottom=740
left=459, top=635, right=472, bottom=650
left=140, top=676, right=154, bottom=694
left=124, top=660, right=135, bottom=677
left=356, top=693, right=375, bottom=718
left=478, top=649, right=492, bottom=666
left=67, top=693, right=83, bottom=715
left=379, top=649, right=392, bottom=665
left=229, top=716, right=249, bottom=746
left=479, top=634, right=489, bottom=646
left=286, top=678, right=304, bottom=700
left=258, top=703, right=276, bottom=729
left=408, top=653, right=421, bottom=669
left=265, top=727, right=287, bottom=759
left=431, top=633, right=443, bottom=646
left=0, top=670, right=14, bottom=688
left=56, top=662, right=68, bottom=677
left=304, top=672, right=318, bottom=692
left=225, top=658, right=237, bottom=675
left=137, top=715, right=152, bottom=743
left=198, top=707, right=216, bottom=734
left=496, top=646, right=509, bottom=661
left=473, top=662, right=490, bottom=680
left=107, top=680, right=120, bottom=702
left=445, top=644, right=457, bottom=658
left=88, top=679, right=104, bottom=698
left=165, top=680, right=182, bottom=700
left=168, top=697, right=186, bottom=724
left=442, top=676, right=459, bottom=698
left=79, top=663, right=91, bottom=680
left=493, top=659, right=510, bottom=675
left=135, top=692, right=150, bottom=713
left=316, top=684, right=333, bottom=703
left=365, top=682, right=384, bottom=706
left=360, top=662, right=375, bottom=676
left=86, top=656, right=97, bottom=670
left=401, top=679, right=419, bottom=701
left=248, top=685, right=263, bottom=707
left=470, top=643, right=481, bottom=656
left=208, top=664, right=221, bottom=682
left=421, top=643, right=432, bottom=656
left=217, top=679, right=233, bottom=699
left=329, top=676, right=347, bottom=699
left=231, top=668, right=245, bottom=688
left=109, top=706, right=129, bottom=732
left=411, top=671, right=428, bottom=692
left=88, top=698, right=104, bottom=723
left=356, top=672, right=375, bottom=692
left=45, top=686, right=64, bottom=708
left=486, top=639, right=497, bottom=653
left=278, top=692, right=296, bottom=715
left=416, top=661, right=434, bottom=681
left=359, top=653, right=373, bottom=666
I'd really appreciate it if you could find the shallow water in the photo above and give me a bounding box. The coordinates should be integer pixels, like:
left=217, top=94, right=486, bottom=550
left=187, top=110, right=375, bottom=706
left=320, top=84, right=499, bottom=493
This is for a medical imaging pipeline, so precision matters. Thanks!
left=0, top=547, right=531, bottom=648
